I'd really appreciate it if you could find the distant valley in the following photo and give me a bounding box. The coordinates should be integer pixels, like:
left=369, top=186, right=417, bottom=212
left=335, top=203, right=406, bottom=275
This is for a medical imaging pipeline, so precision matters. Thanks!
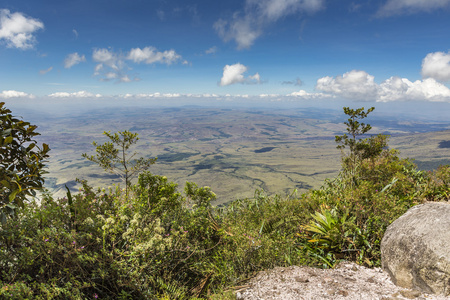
left=23, top=105, right=450, bottom=205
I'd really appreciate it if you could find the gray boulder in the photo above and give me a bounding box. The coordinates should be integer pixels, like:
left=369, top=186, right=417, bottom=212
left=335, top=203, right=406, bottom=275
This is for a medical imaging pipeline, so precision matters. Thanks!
left=381, top=202, right=450, bottom=296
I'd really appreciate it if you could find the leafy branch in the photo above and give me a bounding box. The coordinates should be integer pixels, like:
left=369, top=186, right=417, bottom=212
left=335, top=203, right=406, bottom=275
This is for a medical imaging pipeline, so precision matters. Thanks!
left=0, top=102, right=50, bottom=224
left=82, top=130, right=156, bottom=196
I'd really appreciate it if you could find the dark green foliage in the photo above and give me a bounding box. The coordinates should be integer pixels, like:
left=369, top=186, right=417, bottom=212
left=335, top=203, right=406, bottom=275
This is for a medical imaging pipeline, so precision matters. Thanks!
left=0, top=102, right=50, bottom=224
left=335, top=107, right=389, bottom=186
left=335, top=107, right=375, bottom=153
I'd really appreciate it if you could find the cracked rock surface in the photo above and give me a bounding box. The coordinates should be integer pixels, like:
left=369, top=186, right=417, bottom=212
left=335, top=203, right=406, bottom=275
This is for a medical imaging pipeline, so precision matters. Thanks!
left=235, top=262, right=450, bottom=300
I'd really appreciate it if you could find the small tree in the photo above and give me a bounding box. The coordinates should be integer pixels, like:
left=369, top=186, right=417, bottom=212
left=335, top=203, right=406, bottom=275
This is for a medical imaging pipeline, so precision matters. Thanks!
left=335, top=107, right=375, bottom=154
left=335, top=107, right=388, bottom=185
left=82, top=130, right=156, bottom=196
left=0, top=102, right=50, bottom=224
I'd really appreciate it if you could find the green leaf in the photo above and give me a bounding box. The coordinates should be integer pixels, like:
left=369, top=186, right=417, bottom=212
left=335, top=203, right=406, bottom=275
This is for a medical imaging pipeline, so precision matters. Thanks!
left=4, top=136, right=13, bottom=144
left=381, top=177, right=398, bottom=193
left=1, top=180, right=11, bottom=189
left=0, top=212, right=6, bottom=225
left=66, top=185, right=73, bottom=208
left=5, top=203, right=16, bottom=209
left=9, top=189, right=20, bottom=202
left=1, top=128, right=12, bottom=136
left=259, top=220, right=265, bottom=235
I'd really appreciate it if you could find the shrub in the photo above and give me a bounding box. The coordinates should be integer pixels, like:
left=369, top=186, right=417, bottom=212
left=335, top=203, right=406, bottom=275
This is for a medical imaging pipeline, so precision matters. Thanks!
left=296, top=107, right=450, bottom=268
left=0, top=172, right=224, bottom=299
left=0, top=102, right=50, bottom=224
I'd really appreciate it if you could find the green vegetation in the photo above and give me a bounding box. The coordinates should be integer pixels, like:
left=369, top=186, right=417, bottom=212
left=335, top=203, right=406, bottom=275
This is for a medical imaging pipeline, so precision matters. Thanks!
left=82, top=130, right=157, bottom=196
left=1, top=104, right=450, bottom=299
left=0, top=102, right=50, bottom=224
left=335, top=107, right=388, bottom=187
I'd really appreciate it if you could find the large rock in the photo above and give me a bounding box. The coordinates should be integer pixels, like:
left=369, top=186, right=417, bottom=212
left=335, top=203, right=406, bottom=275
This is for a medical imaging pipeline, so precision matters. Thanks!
left=381, top=202, right=450, bottom=296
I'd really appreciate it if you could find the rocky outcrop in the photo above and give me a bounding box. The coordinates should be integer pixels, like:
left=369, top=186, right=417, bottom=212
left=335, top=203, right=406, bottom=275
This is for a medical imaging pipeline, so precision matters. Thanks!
left=235, top=261, right=448, bottom=299
left=381, top=202, right=450, bottom=296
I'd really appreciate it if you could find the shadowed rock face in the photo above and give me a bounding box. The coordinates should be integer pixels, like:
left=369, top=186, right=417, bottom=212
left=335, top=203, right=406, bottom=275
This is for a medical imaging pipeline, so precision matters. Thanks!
left=381, top=202, right=450, bottom=296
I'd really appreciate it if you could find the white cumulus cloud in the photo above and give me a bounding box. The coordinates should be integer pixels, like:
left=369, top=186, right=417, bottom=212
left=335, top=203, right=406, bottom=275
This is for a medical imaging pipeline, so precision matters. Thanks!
left=122, top=93, right=185, bottom=99
left=92, top=46, right=184, bottom=83
left=378, top=76, right=450, bottom=102
left=104, top=72, right=118, bottom=79
left=397, top=78, right=450, bottom=101
left=287, top=89, right=334, bottom=99
left=0, top=90, right=35, bottom=99
left=127, top=47, right=182, bottom=65
left=64, top=52, right=86, bottom=68
left=316, top=70, right=450, bottom=102
left=93, top=48, right=121, bottom=70
left=259, top=93, right=280, bottom=98
left=120, top=75, right=133, bottom=83
left=249, top=72, right=261, bottom=82
left=214, top=0, right=324, bottom=49
left=421, top=51, right=450, bottom=82
left=48, top=91, right=102, bottom=98
left=92, top=48, right=131, bottom=82
left=0, top=9, right=44, bottom=49
left=219, top=63, right=261, bottom=86
left=377, top=0, right=450, bottom=17
left=316, top=70, right=379, bottom=100
left=214, top=17, right=261, bottom=50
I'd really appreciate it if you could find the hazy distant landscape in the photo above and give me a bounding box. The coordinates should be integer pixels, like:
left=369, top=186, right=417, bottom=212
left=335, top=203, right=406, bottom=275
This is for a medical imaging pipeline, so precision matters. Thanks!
left=18, top=104, right=450, bottom=205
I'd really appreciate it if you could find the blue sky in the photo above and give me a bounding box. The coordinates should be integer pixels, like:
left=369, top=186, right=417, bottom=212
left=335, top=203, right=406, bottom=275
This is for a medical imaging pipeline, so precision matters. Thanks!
left=1, top=0, right=450, bottom=107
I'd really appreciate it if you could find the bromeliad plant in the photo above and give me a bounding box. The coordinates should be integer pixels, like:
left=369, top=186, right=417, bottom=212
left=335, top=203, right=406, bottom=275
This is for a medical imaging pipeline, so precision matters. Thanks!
left=302, top=206, right=350, bottom=251
left=298, top=205, right=370, bottom=268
